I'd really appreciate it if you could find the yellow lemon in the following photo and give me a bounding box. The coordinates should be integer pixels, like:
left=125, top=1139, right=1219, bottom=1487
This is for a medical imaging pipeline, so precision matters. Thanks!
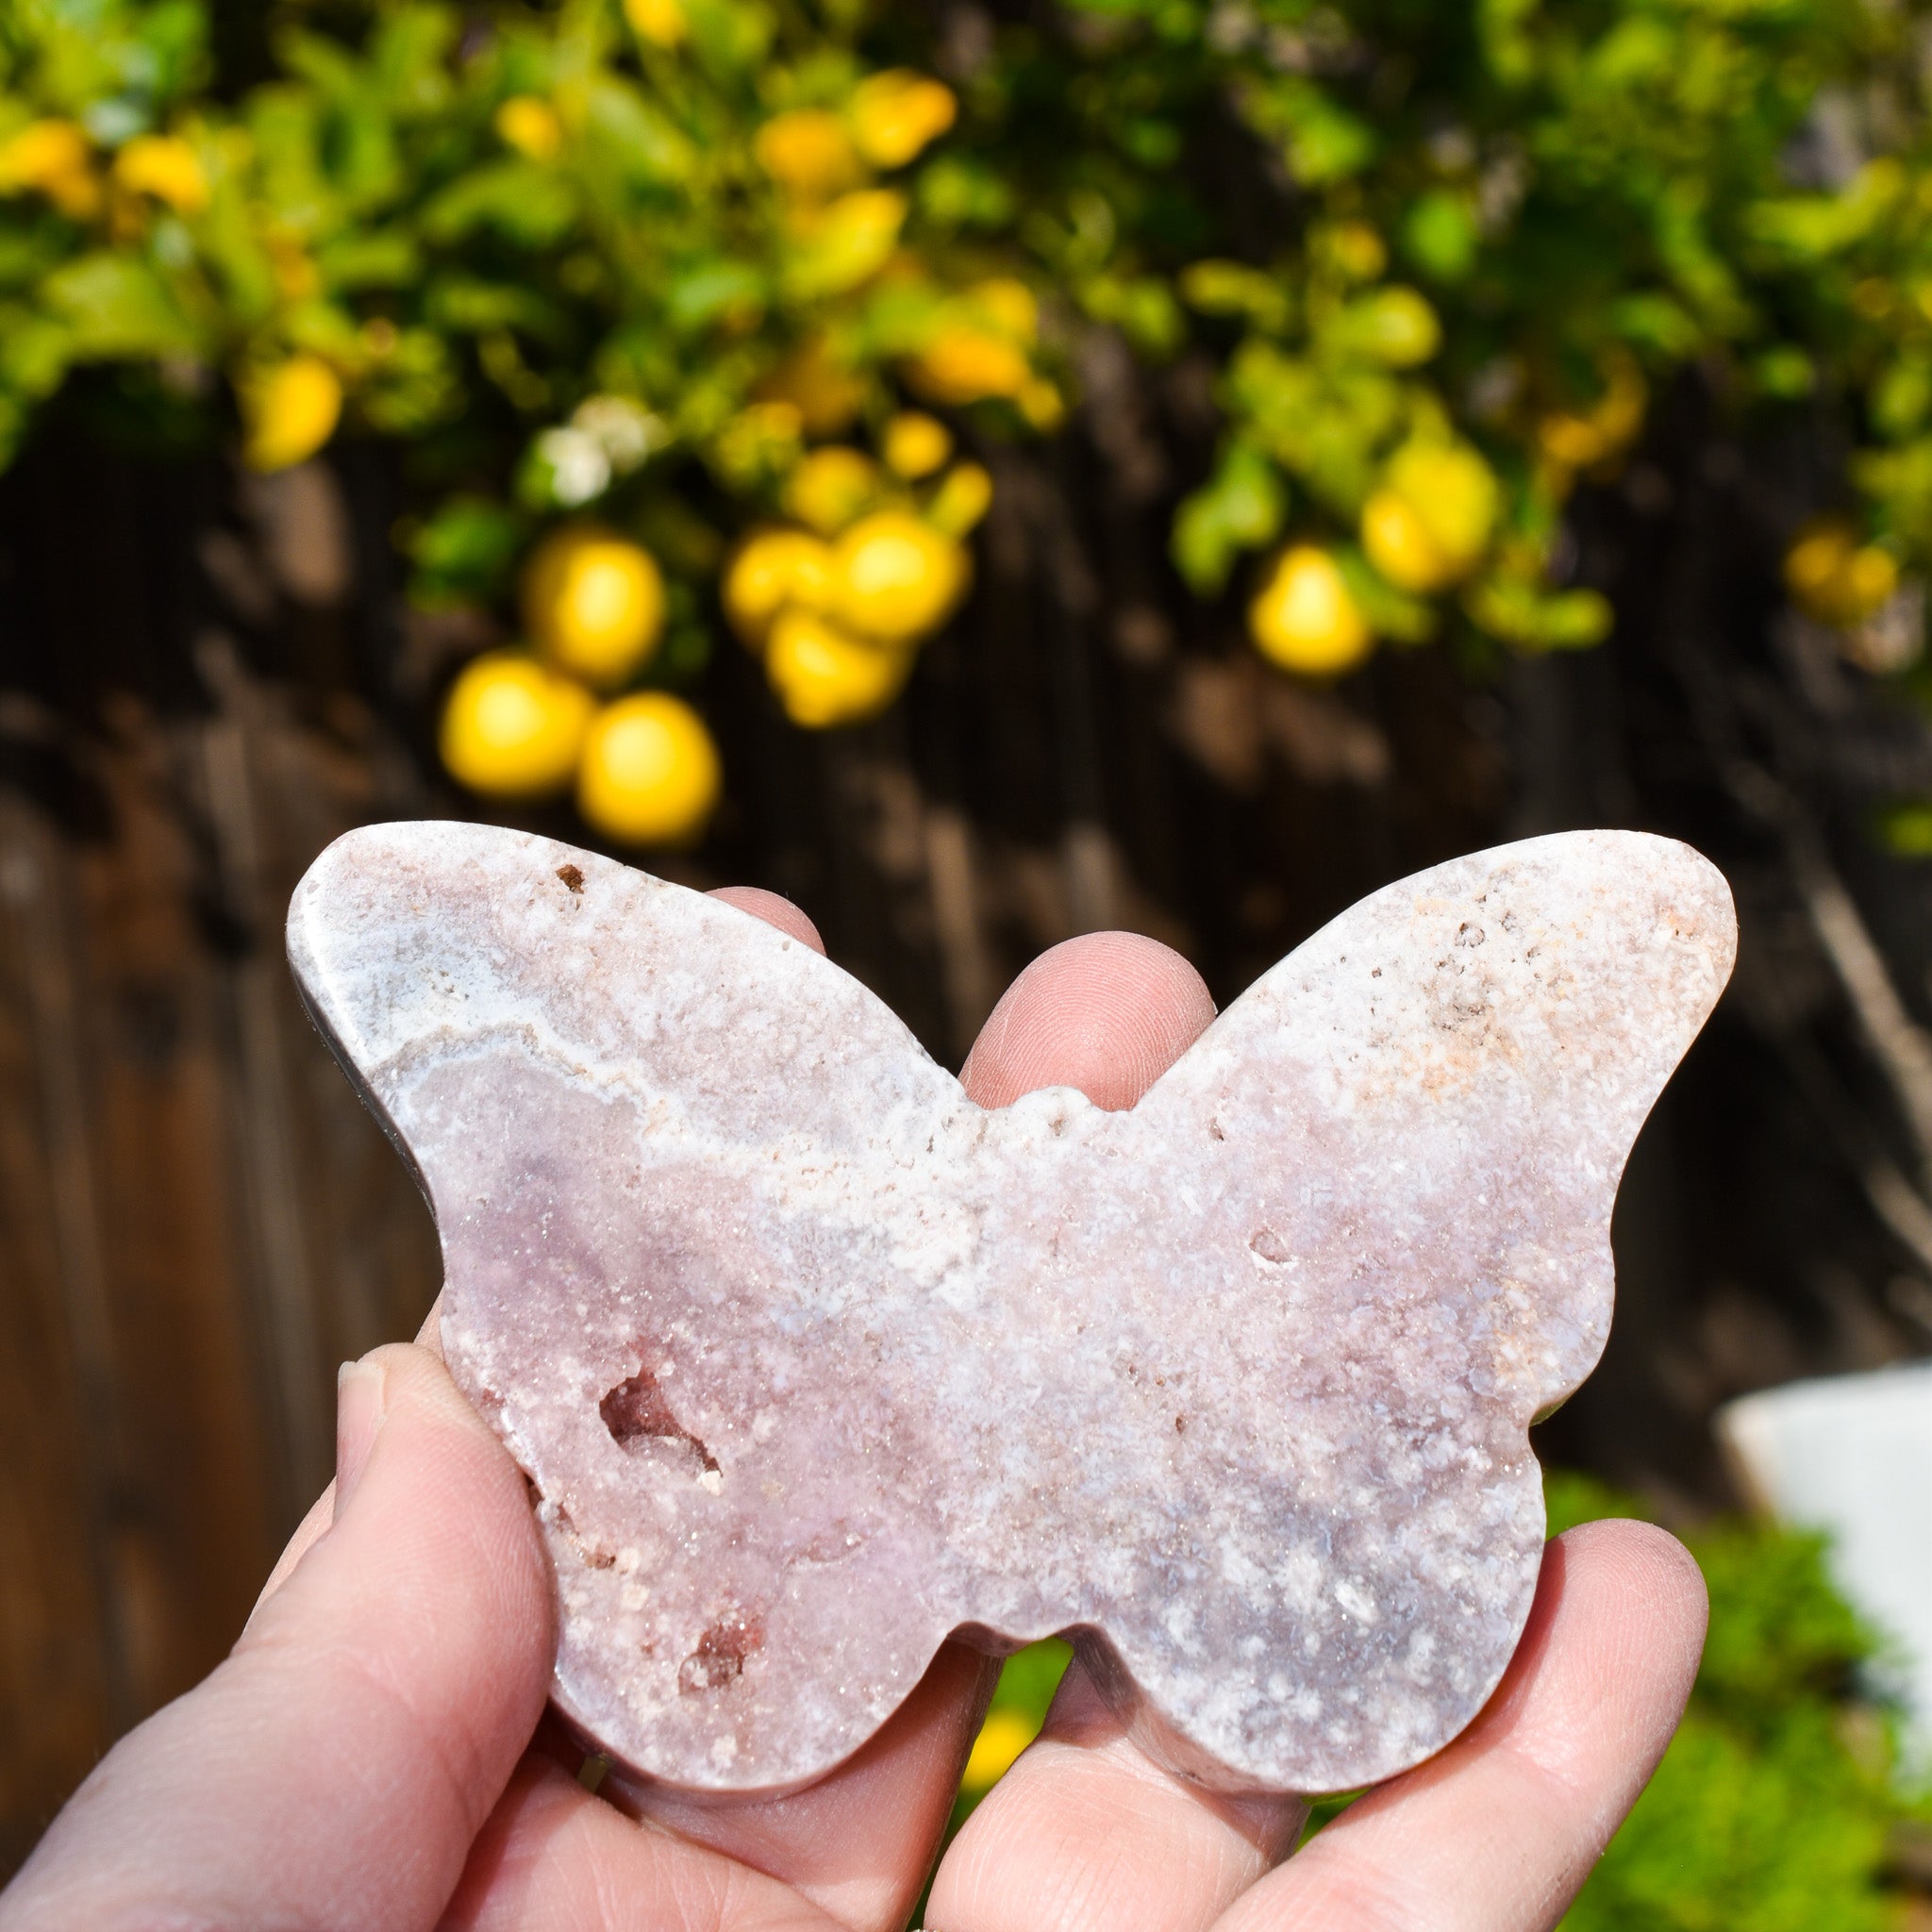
left=0, top=119, right=99, bottom=218
left=925, top=461, right=993, bottom=539
left=833, top=510, right=966, bottom=642
left=784, top=445, right=882, bottom=536
left=1018, top=378, right=1064, bottom=430
left=1249, top=546, right=1374, bottom=676
left=849, top=71, right=958, bottom=169
left=1327, top=219, right=1387, bottom=282
left=241, top=355, right=342, bottom=472
left=112, top=134, right=208, bottom=213
left=882, top=410, right=953, bottom=479
left=1362, top=442, right=1497, bottom=593
left=785, top=188, right=907, bottom=296
left=1361, top=491, right=1447, bottom=593
left=624, top=0, right=686, bottom=46
left=1784, top=522, right=1899, bottom=627
left=1539, top=353, right=1647, bottom=472
left=960, top=1708, right=1040, bottom=1797
left=1841, top=545, right=1901, bottom=619
left=440, top=653, right=593, bottom=797
left=523, top=526, right=666, bottom=687
left=495, top=96, right=563, bottom=159
left=906, top=329, right=1032, bottom=406
left=971, top=279, right=1039, bottom=341
left=724, top=528, right=837, bottom=646
left=576, top=693, right=722, bottom=845
left=755, top=109, right=861, bottom=199
left=766, top=608, right=913, bottom=727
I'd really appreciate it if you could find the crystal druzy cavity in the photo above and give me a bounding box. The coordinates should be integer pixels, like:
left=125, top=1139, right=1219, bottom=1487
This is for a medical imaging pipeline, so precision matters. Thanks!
left=287, top=822, right=1735, bottom=1796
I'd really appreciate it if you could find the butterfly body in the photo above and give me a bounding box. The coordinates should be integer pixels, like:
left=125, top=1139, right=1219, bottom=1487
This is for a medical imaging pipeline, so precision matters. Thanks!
left=289, top=822, right=1733, bottom=1796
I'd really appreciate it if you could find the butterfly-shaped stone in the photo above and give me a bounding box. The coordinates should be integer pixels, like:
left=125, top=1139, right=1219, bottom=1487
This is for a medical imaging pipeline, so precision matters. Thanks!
left=288, top=822, right=1733, bottom=1796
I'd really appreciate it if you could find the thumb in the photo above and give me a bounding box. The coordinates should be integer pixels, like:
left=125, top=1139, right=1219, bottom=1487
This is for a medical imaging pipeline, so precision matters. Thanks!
left=0, top=1344, right=554, bottom=1932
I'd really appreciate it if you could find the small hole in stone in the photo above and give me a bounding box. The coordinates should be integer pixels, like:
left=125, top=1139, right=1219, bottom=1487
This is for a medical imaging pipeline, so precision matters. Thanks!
left=1208, top=1119, right=1225, bottom=1141
left=601, top=1365, right=720, bottom=1474
left=678, top=1612, right=763, bottom=1694
left=557, top=863, right=585, bottom=892
left=1250, top=1228, right=1291, bottom=1266
left=1175, top=1414, right=1187, bottom=1434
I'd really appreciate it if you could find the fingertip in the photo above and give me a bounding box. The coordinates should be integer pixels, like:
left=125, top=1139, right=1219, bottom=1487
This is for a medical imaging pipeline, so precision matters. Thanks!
left=708, top=885, right=826, bottom=955
left=1557, top=1516, right=1707, bottom=1625
left=962, top=931, right=1216, bottom=1111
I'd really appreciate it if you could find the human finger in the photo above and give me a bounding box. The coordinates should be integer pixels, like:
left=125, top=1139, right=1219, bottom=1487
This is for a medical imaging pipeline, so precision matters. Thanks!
left=442, top=1644, right=991, bottom=1932
left=708, top=885, right=827, bottom=954
left=1205, top=1519, right=1707, bottom=1932
left=447, top=927, right=1218, bottom=1931
left=924, top=1651, right=1300, bottom=1932
left=960, top=930, right=1217, bottom=1110
left=0, top=1344, right=554, bottom=1932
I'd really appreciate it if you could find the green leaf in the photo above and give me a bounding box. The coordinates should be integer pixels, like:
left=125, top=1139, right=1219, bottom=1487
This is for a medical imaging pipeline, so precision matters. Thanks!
left=0, top=306, right=70, bottom=396
left=667, top=258, right=767, bottom=334
left=42, top=253, right=197, bottom=358
left=1172, top=442, right=1284, bottom=594
left=420, top=160, right=578, bottom=246
left=1401, top=192, right=1479, bottom=286
left=1320, top=288, right=1441, bottom=369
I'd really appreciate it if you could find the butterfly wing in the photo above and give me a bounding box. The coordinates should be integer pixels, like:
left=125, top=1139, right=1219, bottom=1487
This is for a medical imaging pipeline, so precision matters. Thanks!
left=288, top=820, right=992, bottom=1791
left=1073, top=830, right=1735, bottom=1790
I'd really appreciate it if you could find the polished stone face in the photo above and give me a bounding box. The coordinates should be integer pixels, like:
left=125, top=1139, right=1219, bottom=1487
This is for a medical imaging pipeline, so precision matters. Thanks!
left=288, top=822, right=1733, bottom=1797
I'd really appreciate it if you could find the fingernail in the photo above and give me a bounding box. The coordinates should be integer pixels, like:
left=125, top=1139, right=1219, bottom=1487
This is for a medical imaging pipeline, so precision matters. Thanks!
left=334, top=1357, right=388, bottom=1519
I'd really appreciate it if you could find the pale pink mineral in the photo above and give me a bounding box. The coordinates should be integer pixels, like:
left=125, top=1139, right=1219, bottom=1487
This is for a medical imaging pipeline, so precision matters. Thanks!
left=287, top=823, right=1734, bottom=1795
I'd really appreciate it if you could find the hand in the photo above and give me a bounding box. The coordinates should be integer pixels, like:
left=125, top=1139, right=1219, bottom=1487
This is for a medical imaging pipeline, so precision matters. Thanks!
left=0, top=890, right=1707, bottom=1932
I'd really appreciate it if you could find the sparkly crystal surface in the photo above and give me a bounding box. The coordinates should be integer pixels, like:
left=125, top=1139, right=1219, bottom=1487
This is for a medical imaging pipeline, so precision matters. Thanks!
left=288, top=822, right=1734, bottom=1795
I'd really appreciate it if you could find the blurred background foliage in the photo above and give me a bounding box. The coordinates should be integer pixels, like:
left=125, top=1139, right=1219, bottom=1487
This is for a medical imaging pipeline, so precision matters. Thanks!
left=7, top=0, right=1932, bottom=838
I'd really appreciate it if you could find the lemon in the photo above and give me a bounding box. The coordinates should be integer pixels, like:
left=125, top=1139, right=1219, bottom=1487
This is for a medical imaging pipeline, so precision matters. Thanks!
left=0, top=120, right=99, bottom=219
left=440, top=653, right=593, bottom=797
left=1785, top=522, right=1899, bottom=628
left=724, top=528, right=837, bottom=645
left=849, top=71, right=958, bottom=169
left=1361, top=492, right=1442, bottom=594
left=971, top=279, right=1039, bottom=341
left=241, top=355, right=342, bottom=472
left=577, top=693, right=721, bottom=844
left=523, top=525, right=666, bottom=687
left=495, top=96, right=563, bottom=159
left=882, top=410, right=953, bottom=479
left=624, top=0, right=686, bottom=45
left=112, top=134, right=208, bottom=213
left=784, top=446, right=881, bottom=536
left=766, top=608, right=913, bottom=727
left=907, top=329, right=1032, bottom=406
left=1018, top=379, right=1064, bottom=430
left=1361, top=442, right=1497, bottom=593
left=925, top=461, right=993, bottom=539
left=1249, top=546, right=1374, bottom=676
left=785, top=189, right=907, bottom=297
left=833, top=510, right=966, bottom=642
left=755, top=109, right=860, bottom=199
left=1539, top=353, right=1647, bottom=472
left=959, top=1707, right=1040, bottom=1797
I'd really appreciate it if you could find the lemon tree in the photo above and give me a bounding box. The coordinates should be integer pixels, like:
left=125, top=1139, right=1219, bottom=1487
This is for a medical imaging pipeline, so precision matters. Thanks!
left=6, top=0, right=1932, bottom=830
